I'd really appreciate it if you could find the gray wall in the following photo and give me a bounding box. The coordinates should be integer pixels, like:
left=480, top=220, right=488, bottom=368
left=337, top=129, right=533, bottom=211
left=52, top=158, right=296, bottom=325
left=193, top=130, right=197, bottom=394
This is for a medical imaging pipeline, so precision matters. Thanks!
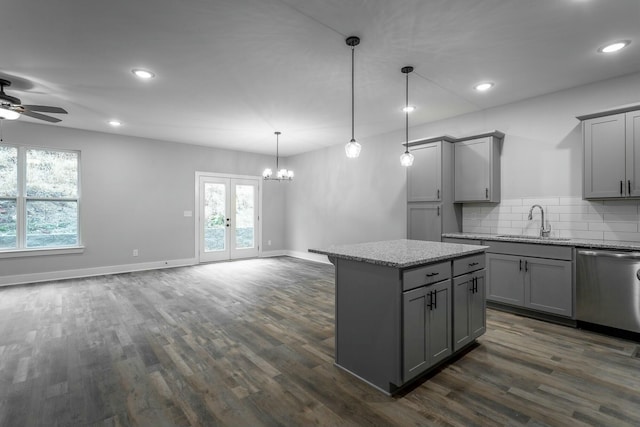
left=285, top=71, right=640, bottom=253
left=0, top=122, right=285, bottom=279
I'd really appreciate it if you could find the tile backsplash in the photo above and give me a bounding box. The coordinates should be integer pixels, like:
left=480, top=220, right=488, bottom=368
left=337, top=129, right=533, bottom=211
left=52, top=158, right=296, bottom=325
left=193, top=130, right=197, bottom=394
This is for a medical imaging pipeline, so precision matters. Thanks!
left=462, top=197, right=640, bottom=242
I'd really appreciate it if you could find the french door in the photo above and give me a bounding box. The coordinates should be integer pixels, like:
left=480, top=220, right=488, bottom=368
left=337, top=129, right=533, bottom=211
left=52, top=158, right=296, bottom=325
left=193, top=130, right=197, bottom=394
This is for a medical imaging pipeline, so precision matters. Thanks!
left=198, top=174, right=260, bottom=262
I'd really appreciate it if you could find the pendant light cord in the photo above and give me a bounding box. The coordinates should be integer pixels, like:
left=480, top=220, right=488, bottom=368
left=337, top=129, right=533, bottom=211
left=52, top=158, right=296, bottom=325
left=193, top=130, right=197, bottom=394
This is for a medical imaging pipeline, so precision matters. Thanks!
left=351, top=44, right=355, bottom=142
left=405, top=71, right=409, bottom=151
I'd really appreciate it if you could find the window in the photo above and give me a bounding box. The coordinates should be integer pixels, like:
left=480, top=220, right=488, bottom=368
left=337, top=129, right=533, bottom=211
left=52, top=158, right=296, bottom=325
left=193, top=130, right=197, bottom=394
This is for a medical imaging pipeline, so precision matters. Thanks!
left=0, top=145, right=80, bottom=251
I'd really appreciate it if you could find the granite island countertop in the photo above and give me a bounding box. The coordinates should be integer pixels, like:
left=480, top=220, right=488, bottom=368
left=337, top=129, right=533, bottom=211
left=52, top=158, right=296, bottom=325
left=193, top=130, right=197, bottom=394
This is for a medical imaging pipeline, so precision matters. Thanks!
left=442, top=232, right=640, bottom=251
left=309, top=239, right=487, bottom=269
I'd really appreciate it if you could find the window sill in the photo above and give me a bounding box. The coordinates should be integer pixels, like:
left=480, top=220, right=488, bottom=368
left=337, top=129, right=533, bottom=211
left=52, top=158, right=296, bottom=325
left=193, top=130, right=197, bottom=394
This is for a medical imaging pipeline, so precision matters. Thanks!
left=0, top=246, right=85, bottom=259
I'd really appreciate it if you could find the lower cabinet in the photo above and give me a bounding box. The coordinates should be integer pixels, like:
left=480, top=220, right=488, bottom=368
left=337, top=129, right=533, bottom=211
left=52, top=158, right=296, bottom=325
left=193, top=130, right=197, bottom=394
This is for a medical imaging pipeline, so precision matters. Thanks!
left=486, top=252, right=573, bottom=317
left=453, top=270, right=486, bottom=351
left=403, top=279, right=452, bottom=382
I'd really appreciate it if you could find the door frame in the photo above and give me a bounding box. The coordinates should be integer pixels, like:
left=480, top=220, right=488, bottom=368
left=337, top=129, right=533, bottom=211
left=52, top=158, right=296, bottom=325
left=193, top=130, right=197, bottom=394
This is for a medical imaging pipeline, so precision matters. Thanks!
left=195, top=171, right=263, bottom=263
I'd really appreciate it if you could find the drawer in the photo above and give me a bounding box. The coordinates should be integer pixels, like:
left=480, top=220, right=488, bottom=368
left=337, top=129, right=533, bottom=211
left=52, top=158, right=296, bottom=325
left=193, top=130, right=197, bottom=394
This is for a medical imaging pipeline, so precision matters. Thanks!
left=403, top=261, right=451, bottom=291
left=453, top=253, right=485, bottom=277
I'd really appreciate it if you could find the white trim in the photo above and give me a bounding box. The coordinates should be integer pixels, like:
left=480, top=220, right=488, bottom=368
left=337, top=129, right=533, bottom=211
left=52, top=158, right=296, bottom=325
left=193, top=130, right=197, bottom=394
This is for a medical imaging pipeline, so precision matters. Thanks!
left=0, top=257, right=197, bottom=287
left=260, top=249, right=287, bottom=258
left=0, top=246, right=85, bottom=259
left=285, top=250, right=332, bottom=264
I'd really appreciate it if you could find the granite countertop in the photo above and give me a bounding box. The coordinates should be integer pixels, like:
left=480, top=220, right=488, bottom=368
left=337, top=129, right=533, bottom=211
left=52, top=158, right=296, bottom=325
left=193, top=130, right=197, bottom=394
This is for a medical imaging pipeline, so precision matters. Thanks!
left=309, top=239, right=488, bottom=269
left=442, top=232, right=640, bottom=251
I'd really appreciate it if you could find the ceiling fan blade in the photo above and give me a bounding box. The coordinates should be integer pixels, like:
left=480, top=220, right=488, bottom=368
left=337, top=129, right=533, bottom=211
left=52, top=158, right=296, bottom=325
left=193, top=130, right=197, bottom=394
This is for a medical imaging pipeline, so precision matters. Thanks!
left=21, top=105, right=68, bottom=114
left=21, top=110, right=62, bottom=123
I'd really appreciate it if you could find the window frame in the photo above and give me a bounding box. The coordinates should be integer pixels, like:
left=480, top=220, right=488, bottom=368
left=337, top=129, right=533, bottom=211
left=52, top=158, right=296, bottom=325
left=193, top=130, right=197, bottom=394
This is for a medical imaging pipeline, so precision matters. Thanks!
left=0, top=144, right=83, bottom=257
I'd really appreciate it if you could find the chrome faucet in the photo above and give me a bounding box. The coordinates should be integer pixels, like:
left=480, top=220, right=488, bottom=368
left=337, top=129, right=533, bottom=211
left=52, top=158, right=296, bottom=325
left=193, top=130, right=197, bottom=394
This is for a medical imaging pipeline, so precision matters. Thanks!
left=528, top=204, right=551, bottom=237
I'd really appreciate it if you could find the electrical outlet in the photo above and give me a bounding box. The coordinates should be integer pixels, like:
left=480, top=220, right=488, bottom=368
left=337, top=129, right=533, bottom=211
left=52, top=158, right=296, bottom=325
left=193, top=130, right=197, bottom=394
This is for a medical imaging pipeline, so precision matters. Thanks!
left=268, top=240, right=272, bottom=246
left=133, top=249, right=139, bottom=257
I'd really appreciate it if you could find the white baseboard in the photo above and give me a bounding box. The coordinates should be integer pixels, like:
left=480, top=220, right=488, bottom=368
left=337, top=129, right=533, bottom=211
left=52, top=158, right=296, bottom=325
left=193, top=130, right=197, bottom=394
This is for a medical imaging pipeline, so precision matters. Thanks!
left=0, top=258, right=197, bottom=287
left=260, top=250, right=287, bottom=258
left=285, top=250, right=332, bottom=264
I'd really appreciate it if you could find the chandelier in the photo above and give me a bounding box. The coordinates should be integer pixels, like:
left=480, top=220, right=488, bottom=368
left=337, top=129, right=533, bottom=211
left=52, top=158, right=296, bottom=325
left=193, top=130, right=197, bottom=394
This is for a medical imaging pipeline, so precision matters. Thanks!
left=263, top=131, right=293, bottom=181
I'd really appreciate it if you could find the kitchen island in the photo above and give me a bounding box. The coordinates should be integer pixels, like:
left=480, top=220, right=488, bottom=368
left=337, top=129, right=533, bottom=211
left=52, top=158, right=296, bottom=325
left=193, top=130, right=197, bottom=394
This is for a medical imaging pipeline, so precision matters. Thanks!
left=309, top=239, right=487, bottom=394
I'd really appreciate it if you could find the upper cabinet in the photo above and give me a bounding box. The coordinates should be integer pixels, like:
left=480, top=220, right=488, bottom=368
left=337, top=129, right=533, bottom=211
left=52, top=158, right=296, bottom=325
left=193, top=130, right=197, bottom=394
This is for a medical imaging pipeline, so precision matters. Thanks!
left=453, top=131, right=504, bottom=203
left=407, top=142, right=442, bottom=202
left=579, top=106, right=640, bottom=199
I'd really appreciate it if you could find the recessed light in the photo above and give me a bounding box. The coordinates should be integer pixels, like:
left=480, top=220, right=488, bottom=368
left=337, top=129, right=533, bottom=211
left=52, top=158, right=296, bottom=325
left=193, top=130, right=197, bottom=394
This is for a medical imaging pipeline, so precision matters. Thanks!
left=108, top=120, right=122, bottom=127
left=474, top=82, right=494, bottom=92
left=132, top=69, right=155, bottom=79
left=402, top=106, right=416, bottom=113
left=598, top=40, right=631, bottom=53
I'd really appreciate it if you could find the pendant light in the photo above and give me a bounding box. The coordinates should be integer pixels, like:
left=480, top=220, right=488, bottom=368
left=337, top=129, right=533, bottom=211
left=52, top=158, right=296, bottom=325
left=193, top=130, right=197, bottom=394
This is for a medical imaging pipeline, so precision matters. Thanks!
left=263, top=131, right=293, bottom=181
left=345, top=36, right=361, bottom=158
left=400, top=66, right=415, bottom=167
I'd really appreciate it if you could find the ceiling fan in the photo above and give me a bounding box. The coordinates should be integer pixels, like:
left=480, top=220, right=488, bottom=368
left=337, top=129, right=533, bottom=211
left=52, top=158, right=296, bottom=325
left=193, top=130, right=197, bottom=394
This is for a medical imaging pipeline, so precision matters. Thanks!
left=0, top=78, right=67, bottom=123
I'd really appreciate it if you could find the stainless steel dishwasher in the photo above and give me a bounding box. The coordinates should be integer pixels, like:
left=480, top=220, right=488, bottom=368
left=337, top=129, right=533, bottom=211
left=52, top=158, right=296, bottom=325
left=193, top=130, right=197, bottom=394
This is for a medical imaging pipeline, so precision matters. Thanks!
left=576, top=249, right=640, bottom=333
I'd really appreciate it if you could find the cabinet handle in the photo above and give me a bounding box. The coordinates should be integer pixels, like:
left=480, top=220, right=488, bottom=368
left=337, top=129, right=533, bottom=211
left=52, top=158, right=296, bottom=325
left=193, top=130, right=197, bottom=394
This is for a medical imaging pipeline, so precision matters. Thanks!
left=629, top=180, right=632, bottom=195
left=437, top=206, right=440, bottom=216
left=426, top=272, right=439, bottom=278
left=427, top=291, right=433, bottom=310
left=525, top=260, right=528, bottom=272
left=433, top=290, right=437, bottom=309
left=621, top=180, right=624, bottom=196
left=474, top=277, right=478, bottom=293
left=519, top=259, right=522, bottom=271
left=468, top=262, right=479, bottom=267
left=437, top=189, right=440, bottom=199
left=470, top=277, right=475, bottom=293
left=485, top=188, right=489, bottom=199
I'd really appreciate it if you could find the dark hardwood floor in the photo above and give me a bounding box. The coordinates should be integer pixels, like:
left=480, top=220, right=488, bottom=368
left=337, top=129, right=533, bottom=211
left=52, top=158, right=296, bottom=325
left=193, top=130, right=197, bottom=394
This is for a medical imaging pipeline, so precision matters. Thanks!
left=0, top=256, right=639, bottom=426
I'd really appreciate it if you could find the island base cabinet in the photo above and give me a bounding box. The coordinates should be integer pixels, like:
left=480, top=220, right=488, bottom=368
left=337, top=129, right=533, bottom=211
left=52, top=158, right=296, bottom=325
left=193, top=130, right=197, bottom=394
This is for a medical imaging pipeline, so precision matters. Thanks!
left=453, top=271, right=486, bottom=351
left=403, top=280, right=452, bottom=382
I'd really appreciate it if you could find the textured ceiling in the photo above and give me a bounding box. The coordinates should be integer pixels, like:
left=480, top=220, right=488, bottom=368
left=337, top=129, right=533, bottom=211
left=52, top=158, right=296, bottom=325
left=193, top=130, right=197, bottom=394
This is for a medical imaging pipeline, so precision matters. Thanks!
left=1, top=0, right=639, bottom=155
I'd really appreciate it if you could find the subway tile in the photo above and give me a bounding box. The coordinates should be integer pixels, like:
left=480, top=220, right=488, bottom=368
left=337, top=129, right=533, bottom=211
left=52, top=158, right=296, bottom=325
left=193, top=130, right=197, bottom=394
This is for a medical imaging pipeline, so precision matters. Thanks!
left=552, top=222, right=589, bottom=231
left=500, top=199, right=524, bottom=206
left=559, top=197, right=599, bottom=206
left=555, top=205, right=592, bottom=214
left=521, top=197, right=560, bottom=206
left=464, top=226, right=491, bottom=234
left=566, top=230, right=605, bottom=240
left=603, top=231, right=640, bottom=242
left=589, top=222, right=638, bottom=232
left=602, top=213, right=640, bottom=223
left=592, top=202, right=638, bottom=214
left=558, top=213, right=603, bottom=222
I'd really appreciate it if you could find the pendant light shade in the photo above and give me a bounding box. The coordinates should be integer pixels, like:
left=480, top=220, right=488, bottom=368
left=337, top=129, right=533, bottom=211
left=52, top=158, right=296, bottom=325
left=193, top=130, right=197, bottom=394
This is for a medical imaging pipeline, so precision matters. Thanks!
left=400, top=66, right=415, bottom=167
left=263, top=131, right=293, bottom=181
left=345, top=36, right=361, bottom=159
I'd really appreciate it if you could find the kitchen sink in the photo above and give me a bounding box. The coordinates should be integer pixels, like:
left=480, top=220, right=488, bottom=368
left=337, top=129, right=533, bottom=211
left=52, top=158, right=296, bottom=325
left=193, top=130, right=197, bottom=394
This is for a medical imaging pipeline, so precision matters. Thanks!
left=495, top=234, right=571, bottom=242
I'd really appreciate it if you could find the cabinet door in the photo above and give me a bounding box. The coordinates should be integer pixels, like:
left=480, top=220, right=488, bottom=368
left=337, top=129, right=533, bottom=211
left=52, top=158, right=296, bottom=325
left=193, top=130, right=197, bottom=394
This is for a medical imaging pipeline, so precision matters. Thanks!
left=626, top=110, right=640, bottom=197
left=470, top=271, right=486, bottom=339
left=453, top=274, right=472, bottom=351
left=584, top=113, right=626, bottom=198
left=524, top=258, right=573, bottom=317
left=428, top=280, right=452, bottom=365
left=403, top=286, right=429, bottom=381
left=454, top=137, right=490, bottom=202
left=407, top=203, right=441, bottom=242
left=486, top=253, right=524, bottom=306
left=408, top=142, right=442, bottom=202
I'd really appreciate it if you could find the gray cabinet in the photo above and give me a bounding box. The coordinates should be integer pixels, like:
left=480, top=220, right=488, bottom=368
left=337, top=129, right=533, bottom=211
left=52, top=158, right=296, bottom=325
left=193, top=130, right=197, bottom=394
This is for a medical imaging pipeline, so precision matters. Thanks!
left=486, top=247, right=573, bottom=317
left=407, top=138, right=461, bottom=241
left=580, top=107, right=640, bottom=199
left=408, top=142, right=442, bottom=202
left=454, top=132, right=503, bottom=203
left=403, top=279, right=452, bottom=382
left=453, top=255, right=486, bottom=351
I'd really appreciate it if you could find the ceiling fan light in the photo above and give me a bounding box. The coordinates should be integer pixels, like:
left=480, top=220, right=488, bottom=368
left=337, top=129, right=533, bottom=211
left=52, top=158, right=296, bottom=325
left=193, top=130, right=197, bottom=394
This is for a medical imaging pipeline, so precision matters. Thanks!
left=345, top=140, right=361, bottom=158
left=400, top=151, right=415, bottom=167
left=0, top=107, right=20, bottom=120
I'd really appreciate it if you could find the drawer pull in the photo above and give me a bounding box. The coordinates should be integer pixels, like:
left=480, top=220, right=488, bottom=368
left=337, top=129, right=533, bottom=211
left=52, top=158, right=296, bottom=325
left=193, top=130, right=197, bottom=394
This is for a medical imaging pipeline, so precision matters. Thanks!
left=468, top=262, right=479, bottom=267
left=426, top=272, right=440, bottom=278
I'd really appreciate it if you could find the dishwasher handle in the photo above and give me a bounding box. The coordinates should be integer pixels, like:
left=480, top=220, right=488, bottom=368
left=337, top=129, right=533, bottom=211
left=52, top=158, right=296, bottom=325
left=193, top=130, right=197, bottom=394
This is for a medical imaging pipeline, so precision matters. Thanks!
left=577, top=249, right=640, bottom=259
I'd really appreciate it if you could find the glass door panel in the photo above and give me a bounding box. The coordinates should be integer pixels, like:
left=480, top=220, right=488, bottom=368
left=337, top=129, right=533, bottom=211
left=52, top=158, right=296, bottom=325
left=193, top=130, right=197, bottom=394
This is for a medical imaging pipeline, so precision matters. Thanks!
left=198, top=175, right=259, bottom=262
